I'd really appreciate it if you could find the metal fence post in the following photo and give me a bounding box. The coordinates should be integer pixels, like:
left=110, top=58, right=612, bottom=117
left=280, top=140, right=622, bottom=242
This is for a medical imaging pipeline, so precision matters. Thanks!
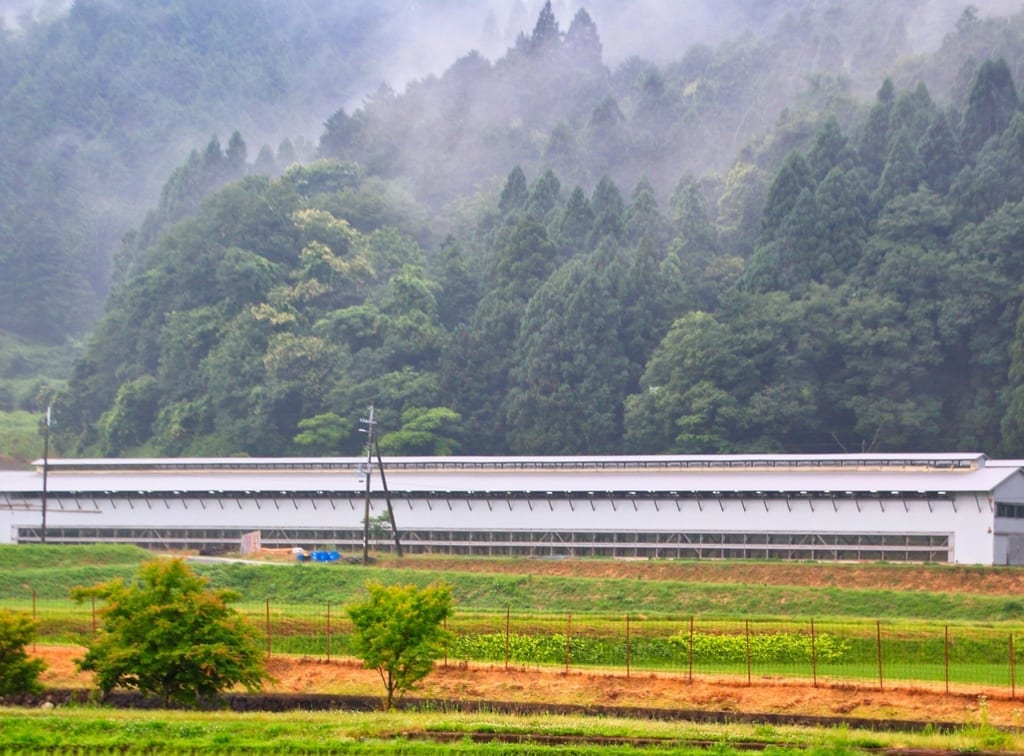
left=326, top=600, right=332, bottom=662
left=745, top=619, right=752, bottom=686
left=810, top=618, right=817, bottom=688
left=1011, top=632, right=1016, bottom=700
left=505, top=606, right=511, bottom=671
left=688, top=616, right=695, bottom=683
left=625, top=614, right=631, bottom=679
left=944, top=625, right=950, bottom=695
left=565, top=613, right=572, bottom=673
left=32, top=588, right=37, bottom=653
left=265, top=599, right=271, bottom=659
left=876, top=620, right=883, bottom=691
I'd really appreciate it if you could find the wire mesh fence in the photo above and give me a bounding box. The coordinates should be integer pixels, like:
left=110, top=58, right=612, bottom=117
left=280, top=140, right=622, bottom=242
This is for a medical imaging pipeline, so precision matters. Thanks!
left=7, top=585, right=1024, bottom=698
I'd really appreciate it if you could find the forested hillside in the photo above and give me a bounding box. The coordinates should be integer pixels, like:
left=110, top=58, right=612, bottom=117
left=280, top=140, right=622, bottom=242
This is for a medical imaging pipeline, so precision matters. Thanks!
left=0, top=0, right=462, bottom=348
left=1, top=0, right=1013, bottom=352
left=44, top=2, right=1024, bottom=458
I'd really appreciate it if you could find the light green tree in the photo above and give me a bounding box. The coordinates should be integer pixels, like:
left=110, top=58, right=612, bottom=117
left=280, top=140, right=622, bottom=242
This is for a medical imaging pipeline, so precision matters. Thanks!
left=346, top=581, right=453, bottom=710
left=377, top=406, right=461, bottom=455
left=0, top=610, right=46, bottom=695
left=71, top=559, right=270, bottom=707
left=293, top=412, right=354, bottom=455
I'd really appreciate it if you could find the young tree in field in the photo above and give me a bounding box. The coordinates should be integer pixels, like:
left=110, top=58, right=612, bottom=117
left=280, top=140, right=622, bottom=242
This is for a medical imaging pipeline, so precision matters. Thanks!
left=346, top=581, right=453, bottom=710
left=71, top=559, right=269, bottom=707
left=0, top=610, right=46, bottom=695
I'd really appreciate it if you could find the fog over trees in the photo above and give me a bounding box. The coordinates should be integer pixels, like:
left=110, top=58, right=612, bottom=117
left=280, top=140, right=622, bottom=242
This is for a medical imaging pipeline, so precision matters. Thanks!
left=5, top=1, right=1024, bottom=457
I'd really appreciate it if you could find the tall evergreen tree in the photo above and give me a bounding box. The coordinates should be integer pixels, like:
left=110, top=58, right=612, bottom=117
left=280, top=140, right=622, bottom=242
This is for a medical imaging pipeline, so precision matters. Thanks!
left=806, top=116, right=850, bottom=181
left=623, top=177, right=669, bottom=247
left=563, top=7, right=602, bottom=70
left=588, top=174, right=625, bottom=246
left=757, top=152, right=814, bottom=244
left=960, top=58, right=1020, bottom=157
left=529, top=1, right=560, bottom=55
left=814, top=167, right=869, bottom=284
left=857, top=78, right=895, bottom=178
left=919, top=110, right=964, bottom=194
left=498, top=165, right=529, bottom=216
left=873, top=128, right=925, bottom=207
left=556, top=186, right=594, bottom=259
left=670, top=178, right=719, bottom=258
left=525, top=169, right=561, bottom=220
left=506, top=242, right=631, bottom=453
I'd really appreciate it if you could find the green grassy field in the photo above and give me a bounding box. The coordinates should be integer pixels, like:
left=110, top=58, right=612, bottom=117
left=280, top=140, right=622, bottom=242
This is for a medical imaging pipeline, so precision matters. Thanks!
left=0, top=706, right=1017, bottom=754
left=5, top=544, right=1024, bottom=752
left=5, top=545, right=1024, bottom=692
left=3, top=545, right=1023, bottom=622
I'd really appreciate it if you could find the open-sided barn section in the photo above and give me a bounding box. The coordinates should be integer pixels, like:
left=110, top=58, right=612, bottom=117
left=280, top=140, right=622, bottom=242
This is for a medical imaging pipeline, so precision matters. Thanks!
left=3, top=453, right=1024, bottom=564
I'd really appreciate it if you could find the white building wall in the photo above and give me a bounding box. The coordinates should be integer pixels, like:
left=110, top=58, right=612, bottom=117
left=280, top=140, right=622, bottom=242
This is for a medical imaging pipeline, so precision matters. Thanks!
left=1, top=489, right=997, bottom=562
left=4, top=455, right=1023, bottom=564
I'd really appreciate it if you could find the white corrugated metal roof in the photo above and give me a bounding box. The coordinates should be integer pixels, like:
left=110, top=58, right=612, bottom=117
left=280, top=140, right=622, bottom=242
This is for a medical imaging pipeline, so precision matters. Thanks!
left=1, top=455, right=1018, bottom=495
left=31, top=452, right=987, bottom=470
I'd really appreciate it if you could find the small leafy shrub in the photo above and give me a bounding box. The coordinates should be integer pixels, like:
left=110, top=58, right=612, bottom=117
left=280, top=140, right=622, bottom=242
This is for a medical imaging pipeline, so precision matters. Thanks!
left=347, top=581, right=454, bottom=709
left=0, top=609, right=46, bottom=695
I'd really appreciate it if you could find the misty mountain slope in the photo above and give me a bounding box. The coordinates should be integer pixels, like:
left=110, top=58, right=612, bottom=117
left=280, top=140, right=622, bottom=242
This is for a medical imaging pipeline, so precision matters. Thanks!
left=3, top=0, right=1017, bottom=351
left=53, top=27, right=1024, bottom=458
left=317, top=2, right=1024, bottom=229
left=0, top=0, right=455, bottom=346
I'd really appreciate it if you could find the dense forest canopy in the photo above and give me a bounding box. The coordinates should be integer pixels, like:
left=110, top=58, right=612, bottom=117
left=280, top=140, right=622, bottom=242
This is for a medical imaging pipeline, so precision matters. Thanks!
left=8, top=1, right=1024, bottom=457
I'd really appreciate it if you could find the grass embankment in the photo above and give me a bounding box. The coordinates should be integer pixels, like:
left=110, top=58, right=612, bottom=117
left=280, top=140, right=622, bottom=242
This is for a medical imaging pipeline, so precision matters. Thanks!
left=5, top=545, right=1024, bottom=752
left=0, top=706, right=1017, bottom=754
left=6, top=545, right=1024, bottom=691
left=4, top=545, right=1023, bottom=623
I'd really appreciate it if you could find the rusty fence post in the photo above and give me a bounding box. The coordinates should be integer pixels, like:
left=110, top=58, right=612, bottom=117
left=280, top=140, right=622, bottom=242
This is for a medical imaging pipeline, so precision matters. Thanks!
left=810, top=618, right=817, bottom=688
left=504, top=606, right=511, bottom=671
left=625, top=614, right=631, bottom=679
left=1011, top=632, right=1017, bottom=700
left=876, top=620, right=883, bottom=692
left=265, top=599, right=271, bottom=659
left=688, top=616, right=695, bottom=683
left=944, top=625, right=950, bottom=696
left=745, top=620, right=752, bottom=686
left=565, top=613, right=572, bottom=673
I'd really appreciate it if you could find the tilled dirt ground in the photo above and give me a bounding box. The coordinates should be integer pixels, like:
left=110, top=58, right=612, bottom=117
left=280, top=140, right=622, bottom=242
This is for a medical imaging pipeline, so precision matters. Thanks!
left=31, top=645, right=1024, bottom=728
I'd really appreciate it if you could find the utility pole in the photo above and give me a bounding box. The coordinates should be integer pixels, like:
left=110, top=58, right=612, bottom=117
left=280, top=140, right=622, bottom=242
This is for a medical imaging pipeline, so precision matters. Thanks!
left=41, top=405, right=50, bottom=544
left=374, top=438, right=403, bottom=558
left=359, top=405, right=376, bottom=566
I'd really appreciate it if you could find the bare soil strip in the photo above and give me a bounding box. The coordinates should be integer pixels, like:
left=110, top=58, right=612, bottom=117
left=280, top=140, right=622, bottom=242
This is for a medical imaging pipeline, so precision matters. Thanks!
left=21, top=645, right=1024, bottom=730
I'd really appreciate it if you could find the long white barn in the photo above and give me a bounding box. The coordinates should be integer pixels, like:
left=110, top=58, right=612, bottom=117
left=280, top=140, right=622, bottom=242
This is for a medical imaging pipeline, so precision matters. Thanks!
left=3, top=453, right=1024, bottom=564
